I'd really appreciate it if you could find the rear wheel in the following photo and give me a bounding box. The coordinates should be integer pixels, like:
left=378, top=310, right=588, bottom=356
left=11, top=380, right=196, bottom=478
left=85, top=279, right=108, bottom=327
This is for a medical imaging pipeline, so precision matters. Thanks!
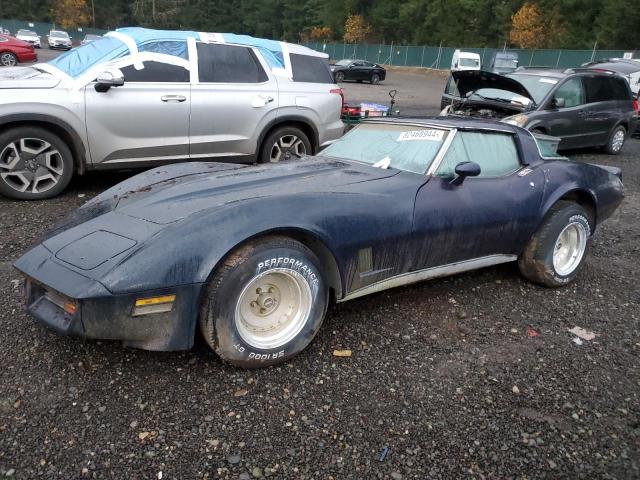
left=258, top=126, right=311, bottom=163
left=604, top=125, right=626, bottom=155
left=0, top=127, right=74, bottom=200
left=199, top=237, right=328, bottom=368
left=0, top=52, right=17, bottom=66
left=518, top=201, right=593, bottom=287
left=371, top=73, right=381, bottom=85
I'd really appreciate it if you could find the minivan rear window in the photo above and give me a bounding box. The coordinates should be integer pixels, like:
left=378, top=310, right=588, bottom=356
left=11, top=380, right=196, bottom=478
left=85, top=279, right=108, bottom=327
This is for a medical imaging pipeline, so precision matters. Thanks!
left=583, top=75, right=631, bottom=102
left=290, top=53, right=334, bottom=83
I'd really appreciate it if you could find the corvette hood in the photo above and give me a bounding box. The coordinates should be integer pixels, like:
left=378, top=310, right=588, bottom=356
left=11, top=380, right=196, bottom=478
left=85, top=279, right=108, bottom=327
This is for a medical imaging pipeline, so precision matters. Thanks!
left=79, top=157, right=400, bottom=225
left=451, top=70, right=535, bottom=104
left=0, top=67, right=61, bottom=89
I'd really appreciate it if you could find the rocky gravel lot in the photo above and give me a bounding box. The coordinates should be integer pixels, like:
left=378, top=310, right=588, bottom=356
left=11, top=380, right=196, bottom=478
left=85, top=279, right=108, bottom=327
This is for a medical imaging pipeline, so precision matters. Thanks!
left=1, top=70, right=639, bottom=479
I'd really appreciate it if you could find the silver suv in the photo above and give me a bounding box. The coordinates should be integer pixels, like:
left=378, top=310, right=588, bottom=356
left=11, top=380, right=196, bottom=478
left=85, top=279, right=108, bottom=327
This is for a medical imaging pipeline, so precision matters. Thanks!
left=0, top=28, right=344, bottom=199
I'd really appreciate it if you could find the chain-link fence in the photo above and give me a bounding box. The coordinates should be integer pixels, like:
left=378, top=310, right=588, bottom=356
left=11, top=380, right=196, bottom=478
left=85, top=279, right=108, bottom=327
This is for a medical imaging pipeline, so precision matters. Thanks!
left=304, top=42, right=639, bottom=70
left=0, top=18, right=107, bottom=43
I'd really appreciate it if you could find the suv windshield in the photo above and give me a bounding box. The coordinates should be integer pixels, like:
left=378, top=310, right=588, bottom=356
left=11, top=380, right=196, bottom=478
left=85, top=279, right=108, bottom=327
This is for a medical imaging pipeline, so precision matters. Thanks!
left=50, top=31, right=69, bottom=38
left=506, top=74, right=558, bottom=104
left=18, top=30, right=36, bottom=36
left=460, top=58, right=479, bottom=67
left=495, top=58, right=517, bottom=68
left=319, top=123, right=450, bottom=174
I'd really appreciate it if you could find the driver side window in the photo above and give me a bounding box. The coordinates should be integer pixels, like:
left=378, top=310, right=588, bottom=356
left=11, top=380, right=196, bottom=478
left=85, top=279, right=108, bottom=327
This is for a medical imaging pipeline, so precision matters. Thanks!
left=553, top=78, right=584, bottom=107
left=436, top=131, right=521, bottom=178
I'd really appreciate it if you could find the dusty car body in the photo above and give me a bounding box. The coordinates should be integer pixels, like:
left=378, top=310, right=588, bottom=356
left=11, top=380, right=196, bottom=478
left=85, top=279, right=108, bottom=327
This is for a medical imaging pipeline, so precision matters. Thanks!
left=15, top=117, right=624, bottom=367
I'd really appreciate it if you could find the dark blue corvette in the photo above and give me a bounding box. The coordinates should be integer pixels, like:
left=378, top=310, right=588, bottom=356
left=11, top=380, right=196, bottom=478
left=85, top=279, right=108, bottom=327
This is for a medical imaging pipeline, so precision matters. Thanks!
left=15, top=118, right=623, bottom=367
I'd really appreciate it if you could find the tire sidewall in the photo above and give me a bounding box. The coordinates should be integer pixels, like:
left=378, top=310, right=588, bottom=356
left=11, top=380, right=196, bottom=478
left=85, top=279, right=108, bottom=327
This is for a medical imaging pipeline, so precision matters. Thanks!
left=0, top=127, right=74, bottom=200
left=208, top=244, right=327, bottom=367
left=540, top=209, right=592, bottom=285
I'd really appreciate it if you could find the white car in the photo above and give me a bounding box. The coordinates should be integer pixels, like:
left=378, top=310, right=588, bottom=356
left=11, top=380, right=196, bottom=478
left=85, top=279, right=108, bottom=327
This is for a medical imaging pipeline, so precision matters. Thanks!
left=15, top=29, right=41, bottom=48
left=451, top=49, right=481, bottom=72
left=47, top=30, right=72, bottom=50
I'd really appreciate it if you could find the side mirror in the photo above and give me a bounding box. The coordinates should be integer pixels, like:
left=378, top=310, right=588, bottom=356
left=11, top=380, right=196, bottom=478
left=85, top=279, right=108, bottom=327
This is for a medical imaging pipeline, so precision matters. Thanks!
left=551, top=97, right=565, bottom=109
left=349, top=64, right=356, bottom=68
left=450, top=161, right=481, bottom=185
left=95, top=68, right=124, bottom=92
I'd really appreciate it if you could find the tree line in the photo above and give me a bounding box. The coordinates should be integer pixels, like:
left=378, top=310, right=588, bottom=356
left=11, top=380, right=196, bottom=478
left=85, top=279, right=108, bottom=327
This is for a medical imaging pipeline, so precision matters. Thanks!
left=4, top=0, right=639, bottom=49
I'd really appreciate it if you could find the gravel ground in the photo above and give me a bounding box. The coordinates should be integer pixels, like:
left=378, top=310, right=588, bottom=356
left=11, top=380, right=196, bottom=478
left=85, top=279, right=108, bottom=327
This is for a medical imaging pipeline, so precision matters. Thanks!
left=1, top=69, right=639, bottom=480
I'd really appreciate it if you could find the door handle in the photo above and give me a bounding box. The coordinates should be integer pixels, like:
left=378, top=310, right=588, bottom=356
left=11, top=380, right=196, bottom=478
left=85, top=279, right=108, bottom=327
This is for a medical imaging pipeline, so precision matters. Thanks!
left=251, top=95, right=274, bottom=108
left=161, top=95, right=186, bottom=102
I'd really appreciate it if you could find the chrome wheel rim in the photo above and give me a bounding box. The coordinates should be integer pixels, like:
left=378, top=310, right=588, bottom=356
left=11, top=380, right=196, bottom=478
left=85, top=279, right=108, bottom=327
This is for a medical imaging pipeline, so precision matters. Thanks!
left=553, top=222, right=588, bottom=276
left=269, top=135, right=306, bottom=163
left=0, top=53, right=16, bottom=66
left=0, top=138, right=64, bottom=194
left=611, top=130, right=625, bottom=152
left=235, top=268, right=312, bottom=350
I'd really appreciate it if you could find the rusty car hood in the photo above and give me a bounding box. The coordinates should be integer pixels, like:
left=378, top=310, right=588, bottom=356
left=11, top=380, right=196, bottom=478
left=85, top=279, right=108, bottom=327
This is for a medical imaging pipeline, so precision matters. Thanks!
left=80, top=157, right=400, bottom=225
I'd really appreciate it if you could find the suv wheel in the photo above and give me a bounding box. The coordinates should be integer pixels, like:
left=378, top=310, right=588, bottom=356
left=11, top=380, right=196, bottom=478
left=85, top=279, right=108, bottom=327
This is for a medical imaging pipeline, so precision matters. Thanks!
left=604, top=125, right=626, bottom=155
left=0, top=52, right=17, bottom=66
left=259, top=126, right=311, bottom=163
left=0, top=127, right=74, bottom=200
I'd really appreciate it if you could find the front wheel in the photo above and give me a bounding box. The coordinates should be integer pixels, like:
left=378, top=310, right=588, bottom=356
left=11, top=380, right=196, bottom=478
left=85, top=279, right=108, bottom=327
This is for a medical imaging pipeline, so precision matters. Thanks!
left=0, top=52, right=17, bottom=66
left=258, top=126, right=311, bottom=163
left=334, top=71, right=345, bottom=83
left=604, top=125, right=626, bottom=155
left=518, top=201, right=593, bottom=287
left=0, top=127, right=74, bottom=200
left=199, top=237, right=328, bottom=368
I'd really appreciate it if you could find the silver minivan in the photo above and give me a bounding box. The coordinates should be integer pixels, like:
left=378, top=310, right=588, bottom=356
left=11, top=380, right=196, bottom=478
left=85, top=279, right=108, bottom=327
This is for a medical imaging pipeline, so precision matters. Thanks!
left=0, top=28, right=344, bottom=199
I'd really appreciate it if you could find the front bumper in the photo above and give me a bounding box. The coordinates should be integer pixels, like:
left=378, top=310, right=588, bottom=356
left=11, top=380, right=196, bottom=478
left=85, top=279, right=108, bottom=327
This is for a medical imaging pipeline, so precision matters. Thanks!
left=18, top=51, right=37, bottom=63
left=17, top=244, right=202, bottom=351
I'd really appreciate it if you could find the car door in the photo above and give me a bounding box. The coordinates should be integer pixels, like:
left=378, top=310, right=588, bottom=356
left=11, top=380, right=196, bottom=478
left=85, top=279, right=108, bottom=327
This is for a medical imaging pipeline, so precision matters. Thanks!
left=582, top=75, right=623, bottom=145
left=412, top=129, right=545, bottom=269
left=189, top=42, right=279, bottom=160
left=84, top=59, right=191, bottom=165
left=541, top=77, right=592, bottom=149
left=347, top=61, right=364, bottom=81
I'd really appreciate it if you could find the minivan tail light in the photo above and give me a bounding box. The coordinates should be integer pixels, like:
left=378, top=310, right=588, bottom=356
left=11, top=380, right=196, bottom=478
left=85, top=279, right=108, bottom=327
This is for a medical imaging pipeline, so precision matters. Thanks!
left=330, top=88, right=344, bottom=112
left=633, top=98, right=639, bottom=115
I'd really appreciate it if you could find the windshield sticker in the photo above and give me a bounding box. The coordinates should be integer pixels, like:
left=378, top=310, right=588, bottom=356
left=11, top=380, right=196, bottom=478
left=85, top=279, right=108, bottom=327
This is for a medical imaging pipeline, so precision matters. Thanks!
left=397, top=130, right=445, bottom=142
left=539, top=78, right=558, bottom=84
left=511, top=95, right=531, bottom=106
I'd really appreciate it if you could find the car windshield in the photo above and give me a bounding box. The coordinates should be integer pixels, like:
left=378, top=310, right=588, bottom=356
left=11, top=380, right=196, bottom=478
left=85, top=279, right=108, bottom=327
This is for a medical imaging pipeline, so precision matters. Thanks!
left=18, top=30, right=36, bottom=36
left=50, top=31, right=69, bottom=38
left=460, top=58, right=479, bottom=67
left=85, top=34, right=100, bottom=40
left=335, top=59, right=351, bottom=66
left=495, top=58, right=517, bottom=69
left=318, top=123, right=450, bottom=174
left=506, top=74, right=558, bottom=104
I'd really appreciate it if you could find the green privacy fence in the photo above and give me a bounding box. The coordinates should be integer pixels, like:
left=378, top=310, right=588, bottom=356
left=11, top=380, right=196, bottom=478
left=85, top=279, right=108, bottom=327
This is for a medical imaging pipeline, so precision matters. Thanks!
left=0, top=18, right=107, bottom=42
left=304, top=42, right=639, bottom=70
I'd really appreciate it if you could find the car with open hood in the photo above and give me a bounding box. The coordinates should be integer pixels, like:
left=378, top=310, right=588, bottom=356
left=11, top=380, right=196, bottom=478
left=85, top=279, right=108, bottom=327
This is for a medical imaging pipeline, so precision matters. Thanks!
left=0, top=27, right=343, bottom=200
left=14, top=117, right=623, bottom=368
left=441, top=68, right=637, bottom=154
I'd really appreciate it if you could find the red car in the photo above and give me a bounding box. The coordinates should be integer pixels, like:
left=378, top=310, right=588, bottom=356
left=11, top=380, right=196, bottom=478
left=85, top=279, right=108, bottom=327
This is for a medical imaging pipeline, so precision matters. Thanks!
left=0, top=34, right=37, bottom=66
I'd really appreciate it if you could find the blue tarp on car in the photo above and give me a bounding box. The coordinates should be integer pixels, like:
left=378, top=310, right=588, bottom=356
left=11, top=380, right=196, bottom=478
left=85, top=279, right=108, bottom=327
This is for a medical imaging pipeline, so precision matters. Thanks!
left=47, top=27, right=286, bottom=79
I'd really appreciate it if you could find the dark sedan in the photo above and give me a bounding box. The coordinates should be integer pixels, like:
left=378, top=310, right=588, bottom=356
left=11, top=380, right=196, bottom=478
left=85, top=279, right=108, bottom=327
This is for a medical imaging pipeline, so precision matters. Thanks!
left=331, top=59, right=386, bottom=84
left=15, top=118, right=623, bottom=368
left=0, top=35, right=37, bottom=66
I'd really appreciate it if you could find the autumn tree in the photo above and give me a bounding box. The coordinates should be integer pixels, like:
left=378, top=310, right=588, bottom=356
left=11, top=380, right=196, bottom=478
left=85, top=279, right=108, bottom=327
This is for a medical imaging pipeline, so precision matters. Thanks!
left=509, top=2, right=545, bottom=48
left=51, top=0, right=91, bottom=29
left=343, top=14, right=370, bottom=43
left=300, top=26, right=333, bottom=42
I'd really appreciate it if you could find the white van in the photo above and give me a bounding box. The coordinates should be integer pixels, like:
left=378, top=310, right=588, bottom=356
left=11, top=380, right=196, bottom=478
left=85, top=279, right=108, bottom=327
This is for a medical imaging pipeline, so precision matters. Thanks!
left=451, top=49, right=481, bottom=72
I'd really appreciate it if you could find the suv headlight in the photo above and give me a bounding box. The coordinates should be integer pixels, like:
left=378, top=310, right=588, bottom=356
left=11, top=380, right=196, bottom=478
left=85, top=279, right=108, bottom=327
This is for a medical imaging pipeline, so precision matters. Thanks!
left=502, top=114, right=529, bottom=127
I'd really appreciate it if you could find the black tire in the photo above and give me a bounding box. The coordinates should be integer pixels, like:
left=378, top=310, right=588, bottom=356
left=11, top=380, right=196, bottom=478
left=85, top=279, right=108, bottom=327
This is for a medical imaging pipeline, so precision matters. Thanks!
left=0, top=126, right=74, bottom=200
left=371, top=73, right=381, bottom=85
left=199, top=236, right=328, bottom=368
left=334, top=71, right=345, bottom=83
left=518, top=201, right=593, bottom=287
left=258, top=126, right=311, bottom=164
left=0, top=51, right=17, bottom=67
left=603, top=125, right=626, bottom=155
